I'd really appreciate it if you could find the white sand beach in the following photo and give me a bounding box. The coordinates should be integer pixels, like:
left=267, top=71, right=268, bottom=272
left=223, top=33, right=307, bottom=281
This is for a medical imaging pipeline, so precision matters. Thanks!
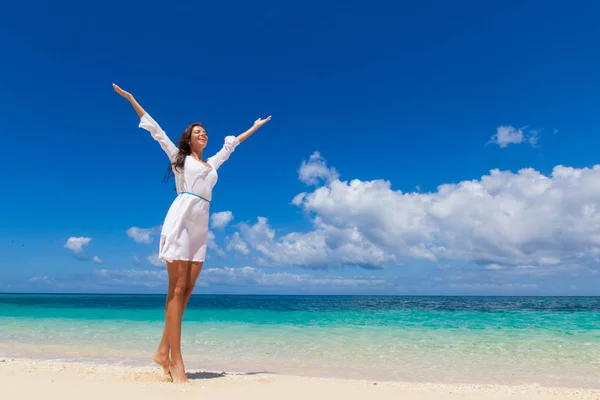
left=1, top=358, right=598, bottom=400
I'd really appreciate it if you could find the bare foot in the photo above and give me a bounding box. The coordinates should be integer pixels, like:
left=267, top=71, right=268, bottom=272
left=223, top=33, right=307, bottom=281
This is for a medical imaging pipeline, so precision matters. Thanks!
left=153, top=351, right=171, bottom=378
left=169, top=359, right=189, bottom=384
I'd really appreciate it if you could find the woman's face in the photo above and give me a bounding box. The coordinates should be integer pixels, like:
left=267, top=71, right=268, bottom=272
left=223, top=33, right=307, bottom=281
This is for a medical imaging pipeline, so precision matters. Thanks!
left=189, top=124, right=208, bottom=153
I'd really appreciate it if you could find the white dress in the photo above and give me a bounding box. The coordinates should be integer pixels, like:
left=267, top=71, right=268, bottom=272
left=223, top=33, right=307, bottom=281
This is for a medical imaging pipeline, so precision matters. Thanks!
left=139, top=112, right=239, bottom=263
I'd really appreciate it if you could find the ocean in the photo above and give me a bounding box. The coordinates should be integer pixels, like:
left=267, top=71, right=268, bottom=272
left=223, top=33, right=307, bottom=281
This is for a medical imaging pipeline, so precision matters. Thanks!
left=1, top=294, right=599, bottom=387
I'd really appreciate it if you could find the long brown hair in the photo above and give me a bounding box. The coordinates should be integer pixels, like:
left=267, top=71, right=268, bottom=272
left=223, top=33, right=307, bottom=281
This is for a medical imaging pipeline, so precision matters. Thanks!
left=164, top=122, right=204, bottom=182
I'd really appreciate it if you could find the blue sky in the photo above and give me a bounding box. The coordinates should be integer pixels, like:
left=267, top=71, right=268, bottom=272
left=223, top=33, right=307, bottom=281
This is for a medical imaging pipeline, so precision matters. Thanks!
left=1, top=0, right=600, bottom=295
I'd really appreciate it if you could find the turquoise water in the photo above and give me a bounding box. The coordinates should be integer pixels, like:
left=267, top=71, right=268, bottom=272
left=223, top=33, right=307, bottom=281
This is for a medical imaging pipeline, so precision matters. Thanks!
left=1, top=294, right=599, bottom=387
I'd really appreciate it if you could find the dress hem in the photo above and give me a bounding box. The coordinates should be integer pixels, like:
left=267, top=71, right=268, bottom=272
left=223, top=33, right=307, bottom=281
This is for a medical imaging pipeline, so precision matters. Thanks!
left=159, top=256, right=206, bottom=264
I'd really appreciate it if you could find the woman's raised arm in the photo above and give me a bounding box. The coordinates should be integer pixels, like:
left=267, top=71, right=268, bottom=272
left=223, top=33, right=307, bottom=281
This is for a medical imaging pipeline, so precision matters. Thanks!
left=112, top=83, right=178, bottom=159
left=236, top=116, right=272, bottom=144
left=113, top=83, right=146, bottom=117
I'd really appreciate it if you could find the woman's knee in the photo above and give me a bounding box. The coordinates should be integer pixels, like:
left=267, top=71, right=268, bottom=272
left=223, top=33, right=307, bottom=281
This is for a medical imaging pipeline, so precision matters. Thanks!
left=174, top=285, right=187, bottom=298
left=169, top=277, right=188, bottom=298
left=167, top=261, right=189, bottom=297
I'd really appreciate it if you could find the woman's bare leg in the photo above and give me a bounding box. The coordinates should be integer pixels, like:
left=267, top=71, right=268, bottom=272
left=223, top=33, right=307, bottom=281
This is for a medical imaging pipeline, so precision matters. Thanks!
left=164, top=261, right=189, bottom=383
left=154, top=262, right=203, bottom=376
left=153, top=292, right=171, bottom=376
left=183, top=261, right=203, bottom=309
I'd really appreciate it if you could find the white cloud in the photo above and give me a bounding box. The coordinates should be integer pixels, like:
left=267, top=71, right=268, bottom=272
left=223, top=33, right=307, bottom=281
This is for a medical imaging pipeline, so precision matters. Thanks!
left=226, top=232, right=250, bottom=255
left=238, top=217, right=393, bottom=269
left=527, top=130, right=540, bottom=148
left=211, top=211, right=234, bottom=230
left=202, top=266, right=387, bottom=287
left=64, top=237, right=91, bottom=254
left=236, top=153, right=600, bottom=271
left=501, top=265, right=562, bottom=277
left=92, top=256, right=102, bottom=264
left=489, top=125, right=540, bottom=148
left=489, top=126, right=524, bottom=148
left=298, top=152, right=339, bottom=185
left=64, top=237, right=92, bottom=259
left=93, top=269, right=167, bottom=288
left=147, top=252, right=164, bottom=267
left=126, top=226, right=160, bottom=244
left=84, top=267, right=386, bottom=290
left=208, top=231, right=225, bottom=257
left=449, top=283, right=538, bottom=290
left=29, top=276, right=56, bottom=285
left=132, top=255, right=141, bottom=265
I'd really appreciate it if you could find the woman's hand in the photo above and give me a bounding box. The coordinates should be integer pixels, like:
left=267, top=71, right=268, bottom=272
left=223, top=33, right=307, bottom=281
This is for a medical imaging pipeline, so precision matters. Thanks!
left=113, top=83, right=133, bottom=100
left=113, top=83, right=145, bottom=117
left=237, top=116, right=272, bottom=143
left=253, top=116, right=272, bottom=129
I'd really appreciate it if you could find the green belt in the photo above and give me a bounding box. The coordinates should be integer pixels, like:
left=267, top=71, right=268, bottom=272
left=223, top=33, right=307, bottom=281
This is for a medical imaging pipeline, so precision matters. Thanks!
left=180, top=191, right=211, bottom=203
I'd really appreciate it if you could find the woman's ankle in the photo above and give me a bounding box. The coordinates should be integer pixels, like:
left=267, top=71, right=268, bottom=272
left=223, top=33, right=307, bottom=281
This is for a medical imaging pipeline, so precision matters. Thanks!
left=170, top=353, right=184, bottom=364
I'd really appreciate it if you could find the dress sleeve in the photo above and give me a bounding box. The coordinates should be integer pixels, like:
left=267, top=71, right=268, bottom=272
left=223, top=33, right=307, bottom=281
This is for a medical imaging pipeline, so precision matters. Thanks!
left=207, top=136, right=240, bottom=170
left=138, top=113, right=178, bottom=160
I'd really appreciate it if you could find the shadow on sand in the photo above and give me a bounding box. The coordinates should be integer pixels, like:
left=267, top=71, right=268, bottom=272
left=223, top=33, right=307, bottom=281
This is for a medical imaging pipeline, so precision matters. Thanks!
left=187, top=370, right=272, bottom=380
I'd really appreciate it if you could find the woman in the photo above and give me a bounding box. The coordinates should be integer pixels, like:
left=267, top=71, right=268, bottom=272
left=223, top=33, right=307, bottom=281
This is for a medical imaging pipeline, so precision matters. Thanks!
left=113, top=83, right=271, bottom=383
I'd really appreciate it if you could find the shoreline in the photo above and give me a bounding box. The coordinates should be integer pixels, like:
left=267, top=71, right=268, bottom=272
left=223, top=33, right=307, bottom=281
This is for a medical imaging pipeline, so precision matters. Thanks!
left=1, top=357, right=598, bottom=400
left=3, top=348, right=600, bottom=390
